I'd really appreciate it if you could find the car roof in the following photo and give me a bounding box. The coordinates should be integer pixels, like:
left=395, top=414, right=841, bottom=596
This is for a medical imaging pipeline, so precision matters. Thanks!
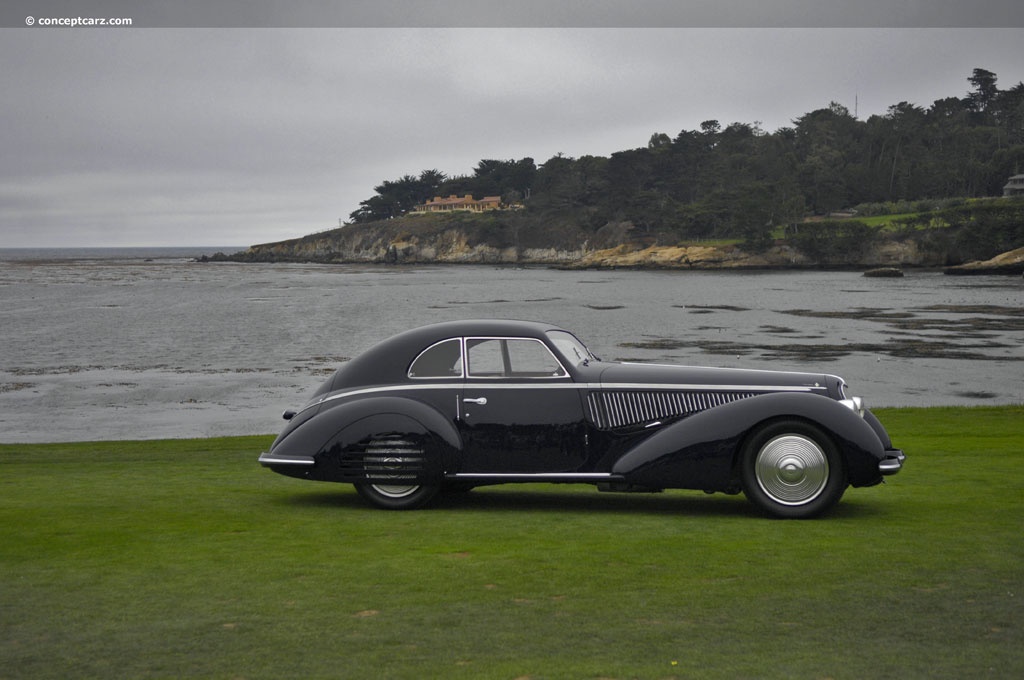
left=395, top=319, right=564, bottom=342
left=331, top=319, right=569, bottom=388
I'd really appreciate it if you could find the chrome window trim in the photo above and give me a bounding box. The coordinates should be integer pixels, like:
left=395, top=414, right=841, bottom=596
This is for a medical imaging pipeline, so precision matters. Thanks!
left=463, top=336, right=571, bottom=380
left=545, top=329, right=596, bottom=366
left=407, top=337, right=466, bottom=380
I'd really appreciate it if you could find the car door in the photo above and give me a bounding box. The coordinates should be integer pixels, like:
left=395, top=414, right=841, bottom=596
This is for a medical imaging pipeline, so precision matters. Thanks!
left=458, top=337, right=588, bottom=473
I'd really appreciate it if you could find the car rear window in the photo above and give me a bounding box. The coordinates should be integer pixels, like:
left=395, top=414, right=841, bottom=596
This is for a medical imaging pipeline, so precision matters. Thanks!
left=408, top=338, right=464, bottom=378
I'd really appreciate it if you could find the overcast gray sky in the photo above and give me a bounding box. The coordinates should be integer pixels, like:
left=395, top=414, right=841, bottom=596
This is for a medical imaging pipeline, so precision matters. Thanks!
left=1, top=1, right=1022, bottom=247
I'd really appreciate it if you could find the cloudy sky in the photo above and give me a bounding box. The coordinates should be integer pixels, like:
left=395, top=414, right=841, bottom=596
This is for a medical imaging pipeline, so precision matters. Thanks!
left=1, top=1, right=1022, bottom=248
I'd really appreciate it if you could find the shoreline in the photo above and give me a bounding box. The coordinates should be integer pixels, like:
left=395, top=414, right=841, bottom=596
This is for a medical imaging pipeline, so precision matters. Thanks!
left=214, top=243, right=1024, bottom=275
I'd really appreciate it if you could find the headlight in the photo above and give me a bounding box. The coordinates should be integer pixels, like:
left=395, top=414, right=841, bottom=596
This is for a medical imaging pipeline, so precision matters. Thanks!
left=839, top=396, right=865, bottom=417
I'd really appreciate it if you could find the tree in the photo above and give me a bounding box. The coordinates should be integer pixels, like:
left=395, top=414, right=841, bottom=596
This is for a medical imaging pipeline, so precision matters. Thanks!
left=994, top=81, right=1024, bottom=146
left=465, top=158, right=537, bottom=200
left=345, top=69, right=1021, bottom=232
left=966, top=68, right=999, bottom=115
left=648, top=132, right=671, bottom=149
left=793, top=104, right=860, bottom=212
left=348, top=170, right=446, bottom=223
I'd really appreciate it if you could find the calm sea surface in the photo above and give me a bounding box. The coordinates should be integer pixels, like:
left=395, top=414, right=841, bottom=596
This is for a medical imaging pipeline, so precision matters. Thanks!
left=1, top=248, right=1021, bottom=442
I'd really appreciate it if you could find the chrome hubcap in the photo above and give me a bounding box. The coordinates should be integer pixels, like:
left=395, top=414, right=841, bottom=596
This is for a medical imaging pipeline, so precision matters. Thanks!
left=370, top=483, right=420, bottom=499
left=755, top=434, right=828, bottom=505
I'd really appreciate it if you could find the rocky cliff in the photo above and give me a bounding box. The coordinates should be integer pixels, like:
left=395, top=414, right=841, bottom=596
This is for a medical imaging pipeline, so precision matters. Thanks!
left=221, top=212, right=1019, bottom=272
left=944, top=246, right=1024, bottom=275
left=229, top=213, right=590, bottom=265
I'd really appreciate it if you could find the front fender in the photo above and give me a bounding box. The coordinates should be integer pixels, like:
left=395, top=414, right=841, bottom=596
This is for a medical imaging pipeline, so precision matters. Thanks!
left=612, top=392, right=887, bottom=491
left=264, top=396, right=462, bottom=483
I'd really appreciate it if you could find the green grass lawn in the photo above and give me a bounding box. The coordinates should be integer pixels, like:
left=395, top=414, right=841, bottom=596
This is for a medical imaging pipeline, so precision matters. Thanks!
left=852, top=213, right=919, bottom=230
left=2, top=406, right=1021, bottom=679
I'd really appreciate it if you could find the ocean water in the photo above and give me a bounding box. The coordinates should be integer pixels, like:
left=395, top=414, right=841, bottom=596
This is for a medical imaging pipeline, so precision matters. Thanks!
left=0, top=246, right=240, bottom=262
left=1, top=250, right=1021, bottom=442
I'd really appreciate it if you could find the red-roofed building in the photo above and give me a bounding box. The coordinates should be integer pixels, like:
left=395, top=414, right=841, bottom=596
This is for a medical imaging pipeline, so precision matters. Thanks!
left=414, top=194, right=511, bottom=213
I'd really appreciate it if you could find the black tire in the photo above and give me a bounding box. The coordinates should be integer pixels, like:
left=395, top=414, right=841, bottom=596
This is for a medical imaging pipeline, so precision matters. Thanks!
left=354, top=482, right=439, bottom=510
left=740, top=419, right=847, bottom=519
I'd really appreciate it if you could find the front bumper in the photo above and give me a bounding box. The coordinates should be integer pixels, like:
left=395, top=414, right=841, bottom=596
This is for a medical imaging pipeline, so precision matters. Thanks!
left=879, top=449, right=905, bottom=475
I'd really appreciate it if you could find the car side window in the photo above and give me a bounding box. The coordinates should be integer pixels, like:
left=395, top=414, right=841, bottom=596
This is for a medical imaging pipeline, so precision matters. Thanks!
left=466, top=338, right=567, bottom=378
left=408, top=338, right=464, bottom=378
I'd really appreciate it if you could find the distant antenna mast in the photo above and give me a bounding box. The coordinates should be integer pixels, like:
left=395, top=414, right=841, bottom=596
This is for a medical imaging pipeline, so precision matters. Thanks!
left=855, top=93, right=859, bottom=119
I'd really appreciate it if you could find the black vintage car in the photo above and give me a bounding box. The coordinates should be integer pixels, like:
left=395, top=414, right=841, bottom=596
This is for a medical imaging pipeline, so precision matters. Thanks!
left=259, top=320, right=904, bottom=518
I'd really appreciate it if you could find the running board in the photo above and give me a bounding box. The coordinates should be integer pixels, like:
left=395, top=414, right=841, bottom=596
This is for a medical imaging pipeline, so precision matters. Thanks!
left=448, top=472, right=623, bottom=485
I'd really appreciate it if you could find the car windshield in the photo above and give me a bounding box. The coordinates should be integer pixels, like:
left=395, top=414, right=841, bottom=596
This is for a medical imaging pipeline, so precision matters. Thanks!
left=546, top=330, right=597, bottom=366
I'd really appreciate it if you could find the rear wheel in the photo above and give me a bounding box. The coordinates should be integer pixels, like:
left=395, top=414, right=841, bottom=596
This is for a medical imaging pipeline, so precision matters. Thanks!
left=740, top=420, right=847, bottom=519
left=352, top=435, right=439, bottom=510
left=354, top=482, right=438, bottom=510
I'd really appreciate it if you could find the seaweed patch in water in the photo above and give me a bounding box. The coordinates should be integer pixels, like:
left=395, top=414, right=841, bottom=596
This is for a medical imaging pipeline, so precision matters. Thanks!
left=618, top=338, right=689, bottom=351
left=656, top=336, right=1024, bottom=362
left=585, top=304, right=625, bottom=310
left=692, top=341, right=757, bottom=356
left=675, top=304, right=751, bottom=312
left=778, top=307, right=916, bottom=321
left=778, top=304, right=1024, bottom=335
left=892, top=316, right=1024, bottom=333
left=759, top=346, right=851, bottom=361
left=613, top=357, right=663, bottom=364
left=920, top=304, right=1024, bottom=316
left=952, top=390, right=999, bottom=400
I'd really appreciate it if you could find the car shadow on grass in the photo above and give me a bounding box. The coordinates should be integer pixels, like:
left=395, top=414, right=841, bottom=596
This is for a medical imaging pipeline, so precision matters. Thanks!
left=435, top=487, right=754, bottom=517
left=275, top=486, right=886, bottom=519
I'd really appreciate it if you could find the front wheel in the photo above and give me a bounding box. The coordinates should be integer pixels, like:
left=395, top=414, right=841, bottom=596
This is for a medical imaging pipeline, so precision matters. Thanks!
left=740, top=420, right=847, bottom=519
left=354, top=482, right=439, bottom=510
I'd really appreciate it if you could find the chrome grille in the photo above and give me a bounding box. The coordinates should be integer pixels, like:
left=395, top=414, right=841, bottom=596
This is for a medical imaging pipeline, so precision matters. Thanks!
left=587, top=390, right=757, bottom=429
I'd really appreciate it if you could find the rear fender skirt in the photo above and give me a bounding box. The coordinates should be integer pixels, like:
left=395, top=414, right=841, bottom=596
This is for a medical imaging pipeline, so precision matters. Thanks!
left=268, top=396, right=461, bottom=483
left=612, top=392, right=887, bottom=490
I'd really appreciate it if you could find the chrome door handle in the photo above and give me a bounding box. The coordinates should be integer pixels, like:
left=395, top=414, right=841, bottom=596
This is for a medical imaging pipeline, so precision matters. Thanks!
left=463, top=397, right=488, bottom=405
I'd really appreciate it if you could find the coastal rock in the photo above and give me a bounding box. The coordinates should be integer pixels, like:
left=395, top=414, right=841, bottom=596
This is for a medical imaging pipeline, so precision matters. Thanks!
left=863, top=267, right=904, bottom=278
left=870, top=239, right=946, bottom=268
left=569, top=243, right=814, bottom=269
left=944, top=247, right=1024, bottom=275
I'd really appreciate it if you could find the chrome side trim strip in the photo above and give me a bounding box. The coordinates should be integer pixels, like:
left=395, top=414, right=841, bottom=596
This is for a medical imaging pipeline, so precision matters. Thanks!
left=599, top=383, right=823, bottom=392
left=297, top=381, right=827, bottom=418
left=301, top=383, right=469, bottom=416
left=258, top=452, right=315, bottom=466
left=450, top=472, right=616, bottom=479
left=315, top=381, right=820, bottom=401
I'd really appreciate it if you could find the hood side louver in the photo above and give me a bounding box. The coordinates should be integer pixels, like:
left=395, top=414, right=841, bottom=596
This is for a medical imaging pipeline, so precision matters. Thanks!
left=587, top=390, right=757, bottom=430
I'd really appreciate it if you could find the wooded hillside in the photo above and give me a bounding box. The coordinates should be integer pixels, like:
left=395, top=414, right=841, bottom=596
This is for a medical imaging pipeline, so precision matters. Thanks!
left=347, top=68, right=1024, bottom=249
